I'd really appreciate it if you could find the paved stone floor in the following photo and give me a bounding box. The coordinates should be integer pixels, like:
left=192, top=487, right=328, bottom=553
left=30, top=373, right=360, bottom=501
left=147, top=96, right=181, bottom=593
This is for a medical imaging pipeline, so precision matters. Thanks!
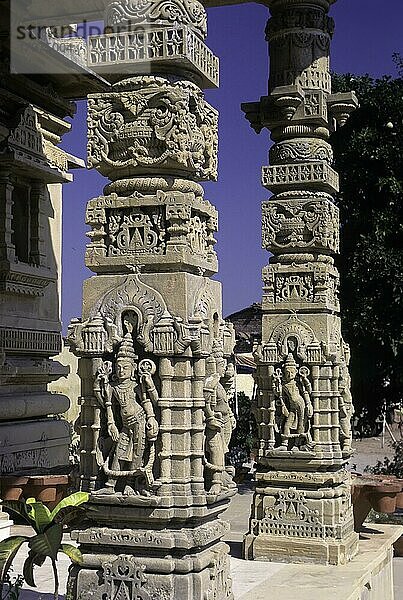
left=4, top=436, right=403, bottom=599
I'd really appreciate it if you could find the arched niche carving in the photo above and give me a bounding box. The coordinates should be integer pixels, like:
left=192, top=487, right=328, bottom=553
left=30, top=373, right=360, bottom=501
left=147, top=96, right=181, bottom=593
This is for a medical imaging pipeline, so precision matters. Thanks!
left=91, top=275, right=170, bottom=352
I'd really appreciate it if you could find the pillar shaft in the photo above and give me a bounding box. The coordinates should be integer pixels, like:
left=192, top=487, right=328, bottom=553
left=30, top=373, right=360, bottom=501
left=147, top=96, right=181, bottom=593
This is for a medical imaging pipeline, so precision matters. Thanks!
left=67, top=2, right=236, bottom=599
left=242, top=0, right=359, bottom=565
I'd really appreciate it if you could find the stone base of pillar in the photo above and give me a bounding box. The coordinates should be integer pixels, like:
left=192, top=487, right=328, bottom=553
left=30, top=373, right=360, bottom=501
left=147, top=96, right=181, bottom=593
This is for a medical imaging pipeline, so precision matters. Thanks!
left=243, top=469, right=359, bottom=565
left=67, top=518, right=233, bottom=600
left=244, top=530, right=359, bottom=566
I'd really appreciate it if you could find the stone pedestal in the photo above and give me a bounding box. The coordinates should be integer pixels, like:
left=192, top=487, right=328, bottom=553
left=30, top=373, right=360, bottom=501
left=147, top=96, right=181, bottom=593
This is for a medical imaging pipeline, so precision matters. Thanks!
left=66, top=3, right=236, bottom=599
left=242, top=0, right=359, bottom=565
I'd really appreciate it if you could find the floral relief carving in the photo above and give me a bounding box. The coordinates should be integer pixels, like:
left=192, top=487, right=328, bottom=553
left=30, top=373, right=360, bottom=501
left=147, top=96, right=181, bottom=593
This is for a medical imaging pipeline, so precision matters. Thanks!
left=270, top=138, right=333, bottom=164
left=262, top=198, right=339, bottom=252
left=105, top=0, right=208, bottom=39
left=88, top=77, right=218, bottom=181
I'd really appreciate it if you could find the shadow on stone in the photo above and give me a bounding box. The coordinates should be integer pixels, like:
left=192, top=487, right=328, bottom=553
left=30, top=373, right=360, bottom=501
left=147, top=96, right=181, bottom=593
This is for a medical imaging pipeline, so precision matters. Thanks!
left=227, top=540, right=243, bottom=559
left=20, top=593, right=65, bottom=600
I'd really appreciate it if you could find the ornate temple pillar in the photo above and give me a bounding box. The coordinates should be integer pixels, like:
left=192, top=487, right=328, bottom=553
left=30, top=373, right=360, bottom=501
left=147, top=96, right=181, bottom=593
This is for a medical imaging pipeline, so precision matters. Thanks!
left=242, top=0, right=359, bottom=564
left=66, top=3, right=236, bottom=599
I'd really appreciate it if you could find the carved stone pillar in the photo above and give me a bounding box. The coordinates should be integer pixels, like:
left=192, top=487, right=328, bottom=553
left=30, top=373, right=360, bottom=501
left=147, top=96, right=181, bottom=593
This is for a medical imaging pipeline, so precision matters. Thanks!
left=67, top=3, right=235, bottom=599
left=242, top=0, right=359, bottom=565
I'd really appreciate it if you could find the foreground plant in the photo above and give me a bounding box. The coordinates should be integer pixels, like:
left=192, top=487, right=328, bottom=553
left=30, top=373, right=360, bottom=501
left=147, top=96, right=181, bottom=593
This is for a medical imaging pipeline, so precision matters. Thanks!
left=1, top=573, right=23, bottom=600
left=367, top=440, right=403, bottom=478
left=0, top=492, right=89, bottom=600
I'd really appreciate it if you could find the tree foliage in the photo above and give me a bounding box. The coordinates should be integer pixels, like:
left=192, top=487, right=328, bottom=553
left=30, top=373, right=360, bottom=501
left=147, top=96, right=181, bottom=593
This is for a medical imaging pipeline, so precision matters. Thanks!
left=331, top=61, right=403, bottom=423
left=229, top=392, right=258, bottom=463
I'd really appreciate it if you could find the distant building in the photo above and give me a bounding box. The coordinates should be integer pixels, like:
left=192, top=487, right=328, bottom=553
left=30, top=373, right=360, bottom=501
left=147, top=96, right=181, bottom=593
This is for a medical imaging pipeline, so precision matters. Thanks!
left=225, top=303, right=262, bottom=398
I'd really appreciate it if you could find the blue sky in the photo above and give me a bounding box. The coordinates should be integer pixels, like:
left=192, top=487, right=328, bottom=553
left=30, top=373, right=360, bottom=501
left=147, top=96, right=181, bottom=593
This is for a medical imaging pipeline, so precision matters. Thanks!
left=60, top=0, right=403, bottom=331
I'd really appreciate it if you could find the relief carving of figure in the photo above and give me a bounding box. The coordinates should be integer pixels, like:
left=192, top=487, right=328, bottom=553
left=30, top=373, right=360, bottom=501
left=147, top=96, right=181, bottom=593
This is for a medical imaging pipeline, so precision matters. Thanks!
left=273, top=353, right=314, bottom=451
left=93, top=320, right=159, bottom=495
left=203, top=344, right=236, bottom=495
left=338, top=357, right=354, bottom=453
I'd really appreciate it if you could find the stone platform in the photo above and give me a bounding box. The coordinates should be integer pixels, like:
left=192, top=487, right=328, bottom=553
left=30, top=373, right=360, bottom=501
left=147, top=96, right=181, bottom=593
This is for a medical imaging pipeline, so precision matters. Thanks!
left=232, top=525, right=403, bottom=600
left=7, top=523, right=402, bottom=600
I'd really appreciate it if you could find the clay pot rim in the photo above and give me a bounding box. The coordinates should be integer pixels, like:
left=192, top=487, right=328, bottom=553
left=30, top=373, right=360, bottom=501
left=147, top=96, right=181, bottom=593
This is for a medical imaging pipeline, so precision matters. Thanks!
left=352, top=482, right=401, bottom=493
left=352, top=475, right=403, bottom=490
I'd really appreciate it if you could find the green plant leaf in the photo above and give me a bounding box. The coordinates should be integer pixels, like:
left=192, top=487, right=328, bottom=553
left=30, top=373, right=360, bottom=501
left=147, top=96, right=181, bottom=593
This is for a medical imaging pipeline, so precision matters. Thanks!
left=0, top=536, right=28, bottom=582
left=60, top=544, right=83, bottom=565
left=28, top=524, right=63, bottom=561
left=25, top=499, right=52, bottom=533
left=50, top=492, right=89, bottom=521
left=23, top=551, right=38, bottom=588
left=53, top=507, right=86, bottom=527
left=1, top=500, right=34, bottom=527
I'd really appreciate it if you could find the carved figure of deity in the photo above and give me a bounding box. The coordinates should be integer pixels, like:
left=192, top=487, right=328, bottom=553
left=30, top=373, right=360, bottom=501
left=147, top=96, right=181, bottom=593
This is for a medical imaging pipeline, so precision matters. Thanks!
left=273, top=353, right=313, bottom=451
left=203, top=346, right=236, bottom=495
left=339, top=358, right=354, bottom=452
left=93, top=321, right=159, bottom=495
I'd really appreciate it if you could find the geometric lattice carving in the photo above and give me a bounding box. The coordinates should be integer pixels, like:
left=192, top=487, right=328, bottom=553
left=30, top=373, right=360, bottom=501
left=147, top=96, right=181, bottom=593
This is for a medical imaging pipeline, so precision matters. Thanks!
left=262, top=162, right=339, bottom=194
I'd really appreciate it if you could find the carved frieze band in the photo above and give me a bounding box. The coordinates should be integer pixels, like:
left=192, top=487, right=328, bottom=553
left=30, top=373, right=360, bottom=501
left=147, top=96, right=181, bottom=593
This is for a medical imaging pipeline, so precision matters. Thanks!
left=270, top=138, right=333, bottom=165
left=104, top=0, right=208, bottom=39
left=88, top=26, right=219, bottom=88
left=262, top=162, right=339, bottom=194
left=0, top=328, right=62, bottom=355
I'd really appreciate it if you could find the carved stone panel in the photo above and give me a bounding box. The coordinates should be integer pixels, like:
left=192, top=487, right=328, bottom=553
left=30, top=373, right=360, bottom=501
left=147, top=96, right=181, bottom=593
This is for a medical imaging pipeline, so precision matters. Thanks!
left=262, top=262, right=340, bottom=312
left=262, top=196, right=339, bottom=253
left=88, top=77, right=218, bottom=182
left=84, top=191, right=218, bottom=274
left=104, top=0, right=208, bottom=39
left=103, top=556, right=151, bottom=600
left=261, top=162, right=339, bottom=194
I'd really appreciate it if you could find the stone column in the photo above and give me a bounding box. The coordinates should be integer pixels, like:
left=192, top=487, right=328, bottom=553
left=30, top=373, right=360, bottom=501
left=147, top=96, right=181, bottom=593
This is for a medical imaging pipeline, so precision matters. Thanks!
left=67, top=3, right=236, bottom=599
left=242, top=0, right=359, bottom=565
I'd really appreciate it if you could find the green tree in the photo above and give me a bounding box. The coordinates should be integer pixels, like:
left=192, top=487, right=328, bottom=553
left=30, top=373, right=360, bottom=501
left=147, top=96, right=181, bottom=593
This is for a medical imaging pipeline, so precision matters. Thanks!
left=229, top=392, right=258, bottom=461
left=331, top=60, right=403, bottom=425
left=0, top=492, right=89, bottom=600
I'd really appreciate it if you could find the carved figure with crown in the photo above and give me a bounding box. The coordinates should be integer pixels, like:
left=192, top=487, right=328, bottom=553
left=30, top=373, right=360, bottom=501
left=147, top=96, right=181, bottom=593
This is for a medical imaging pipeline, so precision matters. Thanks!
left=93, top=318, right=159, bottom=496
left=272, top=354, right=314, bottom=451
left=338, top=344, right=354, bottom=453
left=203, top=340, right=236, bottom=496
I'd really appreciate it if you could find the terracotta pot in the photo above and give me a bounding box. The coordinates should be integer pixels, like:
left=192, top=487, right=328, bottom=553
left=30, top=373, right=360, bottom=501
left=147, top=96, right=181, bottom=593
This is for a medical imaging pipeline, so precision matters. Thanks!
left=351, top=484, right=372, bottom=531
left=2, top=487, right=24, bottom=501
left=351, top=475, right=401, bottom=531
left=1, top=475, right=69, bottom=509
left=366, top=482, right=400, bottom=513
left=394, top=479, right=403, bottom=509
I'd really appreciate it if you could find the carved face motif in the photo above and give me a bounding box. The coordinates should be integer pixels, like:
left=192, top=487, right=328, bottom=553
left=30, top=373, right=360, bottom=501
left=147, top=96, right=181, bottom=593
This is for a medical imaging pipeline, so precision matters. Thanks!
left=116, top=358, right=134, bottom=381
left=283, top=365, right=297, bottom=383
